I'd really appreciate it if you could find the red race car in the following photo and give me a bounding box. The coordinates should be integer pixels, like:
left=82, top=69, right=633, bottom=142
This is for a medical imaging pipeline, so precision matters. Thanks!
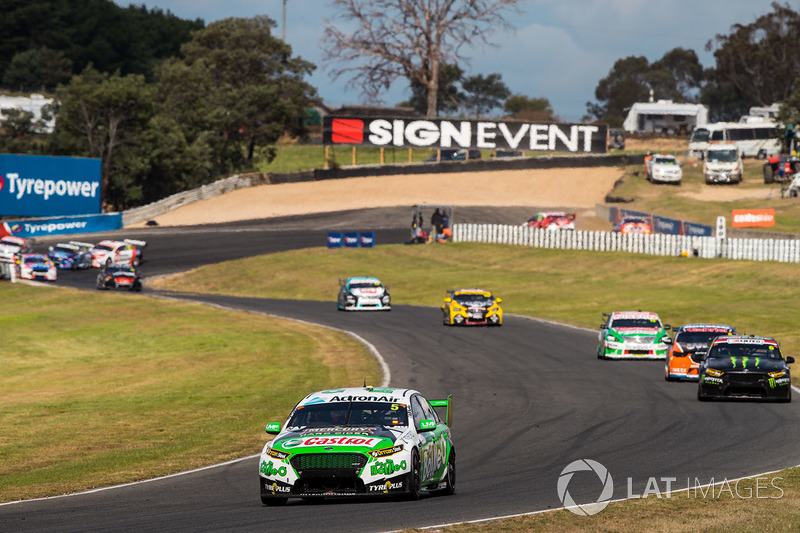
left=523, top=211, right=576, bottom=231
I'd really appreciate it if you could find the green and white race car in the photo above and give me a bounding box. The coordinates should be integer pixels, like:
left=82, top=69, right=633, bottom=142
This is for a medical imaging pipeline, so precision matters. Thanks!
left=259, top=386, right=455, bottom=505
left=597, top=311, right=672, bottom=360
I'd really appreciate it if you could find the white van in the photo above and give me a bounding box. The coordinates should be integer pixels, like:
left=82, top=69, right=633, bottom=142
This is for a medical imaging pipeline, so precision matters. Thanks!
left=689, top=122, right=781, bottom=159
left=703, top=144, right=743, bottom=184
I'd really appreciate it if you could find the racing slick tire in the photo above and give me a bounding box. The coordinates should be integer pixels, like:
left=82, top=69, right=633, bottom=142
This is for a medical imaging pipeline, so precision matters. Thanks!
left=407, top=449, right=422, bottom=500
left=442, top=451, right=456, bottom=496
left=764, top=163, right=774, bottom=184
left=132, top=256, right=140, bottom=267
left=697, top=388, right=709, bottom=402
left=261, top=495, right=288, bottom=506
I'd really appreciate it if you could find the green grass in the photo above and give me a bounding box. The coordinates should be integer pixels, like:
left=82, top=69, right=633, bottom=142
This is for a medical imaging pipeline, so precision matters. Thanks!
left=151, top=243, right=800, bottom=357
left=0, top=285, right=380, bottom=502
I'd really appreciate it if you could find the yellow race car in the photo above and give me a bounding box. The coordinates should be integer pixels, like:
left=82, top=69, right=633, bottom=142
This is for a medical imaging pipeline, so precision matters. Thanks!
left=441, top=289, right=502, bottom=326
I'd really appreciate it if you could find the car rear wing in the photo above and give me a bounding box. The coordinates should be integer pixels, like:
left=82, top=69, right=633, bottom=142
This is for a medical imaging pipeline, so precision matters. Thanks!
left=429, top=395, right=453, bottom=427
left=124, top=239, right=147, bottom=248
left=68, top=241, right=95, bottom=249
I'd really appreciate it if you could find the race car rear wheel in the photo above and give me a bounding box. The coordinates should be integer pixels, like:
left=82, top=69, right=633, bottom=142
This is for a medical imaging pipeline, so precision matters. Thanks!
left=407, top=449, right=422, bottom=500
left=442, top=451, right=456, bottom=496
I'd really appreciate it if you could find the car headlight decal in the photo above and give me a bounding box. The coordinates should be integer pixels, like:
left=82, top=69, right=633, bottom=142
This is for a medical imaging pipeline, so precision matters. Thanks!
left=705, top=368, right=725, bottom=377
left=768, top=371, right=787, bottom=378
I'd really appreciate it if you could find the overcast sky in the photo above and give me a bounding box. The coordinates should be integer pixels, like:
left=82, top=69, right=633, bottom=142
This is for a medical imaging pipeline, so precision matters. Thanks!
left=113, top=0, right=781, bottom=121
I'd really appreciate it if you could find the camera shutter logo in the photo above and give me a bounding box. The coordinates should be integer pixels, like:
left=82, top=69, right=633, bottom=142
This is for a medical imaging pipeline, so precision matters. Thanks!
left=557, top=459, right=614, bottom=516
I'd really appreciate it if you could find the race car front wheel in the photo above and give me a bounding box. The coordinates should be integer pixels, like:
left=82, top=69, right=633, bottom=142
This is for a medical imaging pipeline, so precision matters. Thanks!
left=261, top=494, right=287, bottom=506
left=407, top=449, right=422, bottom=500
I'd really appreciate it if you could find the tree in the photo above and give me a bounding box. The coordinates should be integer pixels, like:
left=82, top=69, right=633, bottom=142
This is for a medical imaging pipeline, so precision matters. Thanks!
left=586, top=56, right=651, bottom=126
left=402, top=63, right=464, bottom=116
left=646, top=47, right=704, bottom=103
left=53, top=66, right=153, bottom=207
left=461, top=73, right=510, bottom=117
left=706, top=2, right=800, bottom=109
left=170, top=16, right=318, bottom=165
left=322, top=0, right=523, bottom=117
left=503, top=95, right=555, bottom=122
left=2, top=46, right=72, bottom=92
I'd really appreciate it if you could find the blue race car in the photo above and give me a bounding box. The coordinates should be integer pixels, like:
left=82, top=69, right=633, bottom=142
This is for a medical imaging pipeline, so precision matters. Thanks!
left=47, top=241, right=93, bottom=270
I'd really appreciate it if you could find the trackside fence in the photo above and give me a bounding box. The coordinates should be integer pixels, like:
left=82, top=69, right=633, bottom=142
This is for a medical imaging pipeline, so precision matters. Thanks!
left=452, top=223, right=800, bottom=263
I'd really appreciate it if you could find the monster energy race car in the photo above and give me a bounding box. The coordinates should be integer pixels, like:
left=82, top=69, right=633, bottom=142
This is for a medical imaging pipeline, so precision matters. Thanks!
left=698, top=335, right=794, bottom=402
left=258, top=386, right=455, bottom=505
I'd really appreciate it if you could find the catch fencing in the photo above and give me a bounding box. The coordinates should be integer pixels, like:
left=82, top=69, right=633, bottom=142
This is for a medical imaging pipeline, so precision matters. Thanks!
left=452, top=223, right=800, bottom=263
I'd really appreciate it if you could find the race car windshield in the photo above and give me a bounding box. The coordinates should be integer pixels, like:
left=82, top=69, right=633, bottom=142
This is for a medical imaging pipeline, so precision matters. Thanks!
left=24, top=256, right=45, bottom=264
left=708, top=345, right=783, bottom=360
left=453, top=294, right=493, bottom=305
left=676, top=331, right=732, bottom=344
left=53, top=245, right=78, bottom=253
left=612, top=318, right=660, bottom=329
left=107, top=265, right=134, bottom=273
left=350, top=282, right=382, bottom=289
left=94, top=244, right=114, bottom=252
left=288, top=402, right=408, bottom=428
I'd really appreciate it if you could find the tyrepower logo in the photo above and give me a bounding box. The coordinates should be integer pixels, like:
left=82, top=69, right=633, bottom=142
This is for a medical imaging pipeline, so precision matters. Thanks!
left=324, top=116, right=606, bottom=153
left=731, top=209, right=775, bottom=228
left=3, top=172, right=100, bottom=201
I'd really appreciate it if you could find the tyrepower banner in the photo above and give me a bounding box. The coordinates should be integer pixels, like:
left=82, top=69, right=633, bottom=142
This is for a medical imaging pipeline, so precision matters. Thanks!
left=2, top=213, right=122, bottom=238
left=0, top=154, right=102, bottom=217
left=323, top=116, right=608, bottom=153
left=731, top=209, right=775, bottom=228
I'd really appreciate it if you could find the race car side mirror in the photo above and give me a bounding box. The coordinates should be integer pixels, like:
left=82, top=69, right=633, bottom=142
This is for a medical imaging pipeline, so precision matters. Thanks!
left=495, top=298, right=502, bottom=303
left=787, top=356, right=795, bottom=364
left=265, top=422, right=281, bottom=435
left=443, top=298, right=452, bottom=303
left=663, top=324, right=672, bottom=330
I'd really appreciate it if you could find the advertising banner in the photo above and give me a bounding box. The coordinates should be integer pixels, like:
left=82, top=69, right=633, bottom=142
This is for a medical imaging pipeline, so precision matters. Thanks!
left=731, top=209, right=775, bottom=228
left=323, top=116, right=608, bottom=154
left=359, top=232, right=375, bottom=248
left=2, top=213, right=122, bottom=238
left=344, top=232, right=360, bottom=248
left=327, top=232, right=343, bottom=248
left=683, top=222, right=713, bottom=237
left=0, top=154, right=102, bottom=217
left=652, top=215, right=681, bottom=235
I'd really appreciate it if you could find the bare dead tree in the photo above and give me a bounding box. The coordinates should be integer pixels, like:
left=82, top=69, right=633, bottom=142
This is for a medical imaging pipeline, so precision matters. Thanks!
left=322, top=0, right=522, bottom=117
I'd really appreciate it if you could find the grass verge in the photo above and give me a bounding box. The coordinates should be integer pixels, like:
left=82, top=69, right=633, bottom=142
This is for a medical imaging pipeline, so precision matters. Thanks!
left=0, top=285, right=380, bottom=502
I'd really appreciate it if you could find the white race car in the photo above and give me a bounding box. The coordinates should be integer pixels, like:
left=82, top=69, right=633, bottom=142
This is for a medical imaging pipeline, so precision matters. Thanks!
left=259, top=386, right=455, bottom=504
left=597, top=311, right=672, bottom=360
left=17, top=253, right=57, bottom=281
left=90, top=239, right=146, bottom=268
left=337, top=277, right=391, bottom=311
left=0, top=235, right=33, bottom=263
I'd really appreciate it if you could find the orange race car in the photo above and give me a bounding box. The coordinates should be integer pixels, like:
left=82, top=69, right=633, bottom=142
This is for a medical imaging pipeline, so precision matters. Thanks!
left=665, top=323, right=737, bottom=381
left=613, top=215, right=653, bottom=235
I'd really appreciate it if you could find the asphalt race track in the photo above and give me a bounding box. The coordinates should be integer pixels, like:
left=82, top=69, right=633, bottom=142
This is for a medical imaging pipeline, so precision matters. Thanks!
left=3, top=214, right=800, bottom=532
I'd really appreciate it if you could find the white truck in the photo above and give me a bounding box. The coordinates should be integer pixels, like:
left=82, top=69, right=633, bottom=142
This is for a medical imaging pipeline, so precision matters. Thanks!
left=703, top=144, right=743, bottom=184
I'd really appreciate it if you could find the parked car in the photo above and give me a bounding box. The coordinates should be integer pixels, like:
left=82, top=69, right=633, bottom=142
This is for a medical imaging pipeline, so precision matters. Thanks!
left=425, top=149, right=481, bottom=162
left=646, top=154, right=682, bottom=185
left=703, top=144, right=743, bottom=184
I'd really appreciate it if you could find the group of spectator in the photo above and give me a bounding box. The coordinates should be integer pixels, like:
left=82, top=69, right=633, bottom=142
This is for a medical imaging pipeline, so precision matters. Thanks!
left=407, top=208, right=451, bottom=244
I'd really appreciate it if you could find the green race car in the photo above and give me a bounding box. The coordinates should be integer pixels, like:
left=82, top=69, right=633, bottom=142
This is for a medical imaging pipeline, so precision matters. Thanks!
left=598, top=311, right=671, bottom=360
left=259, top=386, right=455, bottom=504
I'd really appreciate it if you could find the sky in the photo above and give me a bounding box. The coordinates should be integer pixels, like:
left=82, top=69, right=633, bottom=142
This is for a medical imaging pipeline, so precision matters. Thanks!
left=113, top=0, right=783, bottom=121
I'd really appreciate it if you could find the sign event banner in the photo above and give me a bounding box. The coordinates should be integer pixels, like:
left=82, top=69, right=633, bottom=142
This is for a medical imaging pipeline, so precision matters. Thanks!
left=0, top=154, right=102, bottom=217
left=323, top=116, right=608, bottom=154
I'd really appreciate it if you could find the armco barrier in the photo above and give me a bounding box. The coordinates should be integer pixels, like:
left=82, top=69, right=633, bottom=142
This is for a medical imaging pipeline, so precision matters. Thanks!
left=453, top=223, right=800, bottom=263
